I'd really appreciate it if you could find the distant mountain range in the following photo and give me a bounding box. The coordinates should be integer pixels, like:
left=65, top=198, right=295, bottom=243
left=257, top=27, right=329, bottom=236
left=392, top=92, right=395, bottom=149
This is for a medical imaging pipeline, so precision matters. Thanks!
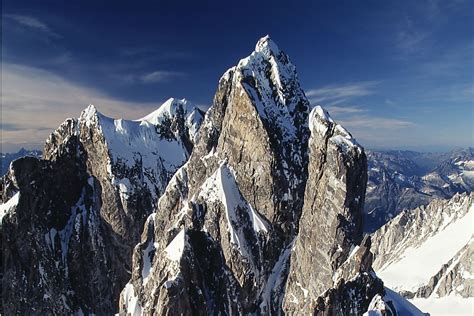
left=364, top=147, right=473, bottom=232
left=1, top=148, right=42, bottom=176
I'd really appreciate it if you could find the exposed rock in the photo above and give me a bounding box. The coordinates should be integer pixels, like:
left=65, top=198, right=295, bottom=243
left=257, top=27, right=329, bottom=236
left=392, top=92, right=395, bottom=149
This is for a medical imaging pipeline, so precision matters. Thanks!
left=1, top=99, right=203, bottom=314
left=119, top=36, right=413, bottom=316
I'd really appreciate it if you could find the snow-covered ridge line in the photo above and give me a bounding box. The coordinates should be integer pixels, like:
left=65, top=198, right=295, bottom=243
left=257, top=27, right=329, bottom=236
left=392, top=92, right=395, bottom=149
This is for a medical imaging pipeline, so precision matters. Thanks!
left=309, top=105, right=362, bottom=155
left=229, top=35, right=308, bottom=144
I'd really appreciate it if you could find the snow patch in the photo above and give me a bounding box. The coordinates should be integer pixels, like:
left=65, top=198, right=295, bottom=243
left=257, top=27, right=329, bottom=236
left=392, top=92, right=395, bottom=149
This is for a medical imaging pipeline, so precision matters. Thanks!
left=0, top=192, right=20, bottom=223
left=164, top=229, right=188, bottom=262
left=122, top=283, right=142, bottom=316
left=198, top=163, right=268, bottom=253
left=410, top=294, right=474, bottom=316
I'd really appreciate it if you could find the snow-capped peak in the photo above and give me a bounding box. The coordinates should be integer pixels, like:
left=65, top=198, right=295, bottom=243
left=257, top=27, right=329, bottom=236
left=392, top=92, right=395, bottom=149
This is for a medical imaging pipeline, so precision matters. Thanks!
left=138, top=97, right=192, bottom=125
left=79, top=104, right=101, bottom=125
left=255, top=35, right=280, bottom=57
left=309, top=105, right=362, bottom=155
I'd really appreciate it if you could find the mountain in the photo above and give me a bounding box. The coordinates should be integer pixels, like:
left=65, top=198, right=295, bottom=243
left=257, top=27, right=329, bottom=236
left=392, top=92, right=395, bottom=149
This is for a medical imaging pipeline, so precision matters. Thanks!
left=1, top=36, right=424, bottom=315
left=364, top=148, right=474, bottom=232
left=1, top=98, right=204, bottom=314
left=1, top=148, right=42, bottom=176
left=118, top=36, right=422, bottom=315
left=371, top=192, right=473, bottom=316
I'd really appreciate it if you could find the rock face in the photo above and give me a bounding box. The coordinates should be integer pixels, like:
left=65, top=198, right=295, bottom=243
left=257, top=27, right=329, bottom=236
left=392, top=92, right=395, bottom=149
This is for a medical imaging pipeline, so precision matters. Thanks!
left=372, top=192, right=473, bottom=300
left=365, top=148, right=474, bottom=232
left=1, top=98, right=203, bottom=314
left=119, top=36, right=418, bottom=315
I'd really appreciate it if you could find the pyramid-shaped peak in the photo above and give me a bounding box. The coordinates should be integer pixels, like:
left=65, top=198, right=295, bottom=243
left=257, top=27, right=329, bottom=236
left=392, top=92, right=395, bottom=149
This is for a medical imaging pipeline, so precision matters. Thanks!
left=80, top=104, right=100, bottom=121
left=138, top=97, right=193, bottom=124
left=255, top=35, right=280, bottom=56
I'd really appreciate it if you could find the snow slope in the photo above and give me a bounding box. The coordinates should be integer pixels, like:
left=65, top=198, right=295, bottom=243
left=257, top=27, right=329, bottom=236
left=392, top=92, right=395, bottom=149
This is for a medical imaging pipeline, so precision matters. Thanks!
left=377, top=199, right=473, bottom=292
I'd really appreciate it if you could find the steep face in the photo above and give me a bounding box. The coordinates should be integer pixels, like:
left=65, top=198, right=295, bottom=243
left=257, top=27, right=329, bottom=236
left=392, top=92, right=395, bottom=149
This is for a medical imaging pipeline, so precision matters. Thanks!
left=1, top=98, right=203, bottom=314
left=372, top=193, right=473, bottom=305
left=283, top=106, right=367, bottom=314
left=120, top=36, right=394, bottom=316
left=120, top=35, right=311, bottom=315
left=365, top=148, right=474, bottom=232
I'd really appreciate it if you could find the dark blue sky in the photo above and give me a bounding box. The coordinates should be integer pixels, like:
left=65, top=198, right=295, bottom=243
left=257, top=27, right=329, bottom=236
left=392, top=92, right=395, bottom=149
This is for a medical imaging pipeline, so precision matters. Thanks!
left=2, top=0, right=473, bottom=152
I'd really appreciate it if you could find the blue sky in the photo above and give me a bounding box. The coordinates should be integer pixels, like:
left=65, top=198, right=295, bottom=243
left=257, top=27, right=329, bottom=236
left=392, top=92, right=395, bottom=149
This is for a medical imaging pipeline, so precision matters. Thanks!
left=1, top=0, right=473, bottom=152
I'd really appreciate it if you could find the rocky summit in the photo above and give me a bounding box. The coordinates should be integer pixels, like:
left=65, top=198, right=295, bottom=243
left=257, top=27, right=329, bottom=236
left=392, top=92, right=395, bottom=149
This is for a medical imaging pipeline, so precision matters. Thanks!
left=2, top=36, right=425, bottom=315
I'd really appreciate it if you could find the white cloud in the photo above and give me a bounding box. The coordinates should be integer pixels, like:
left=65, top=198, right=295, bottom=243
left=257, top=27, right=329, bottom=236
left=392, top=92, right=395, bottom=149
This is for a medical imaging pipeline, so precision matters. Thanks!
left=1, top=63, right=162, bottom=151
left=338, top=115, right=414, bottom=129
left=306, top=81, right=377, bottom=105
left=325, top=105, right=366, bottom=115
left=4, top=14, right=60, bottom=38
left=141, top=70, right=185, bottom=83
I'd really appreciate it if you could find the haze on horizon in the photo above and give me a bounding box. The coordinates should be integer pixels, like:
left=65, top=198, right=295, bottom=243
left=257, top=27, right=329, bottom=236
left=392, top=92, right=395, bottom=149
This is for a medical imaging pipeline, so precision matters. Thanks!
left=1, top=0, right=473, bottom=153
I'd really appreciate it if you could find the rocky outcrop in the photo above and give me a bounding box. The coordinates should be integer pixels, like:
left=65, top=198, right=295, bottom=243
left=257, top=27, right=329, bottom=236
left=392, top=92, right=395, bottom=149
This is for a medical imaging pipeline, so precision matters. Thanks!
left=1, top=99, right=203, bottom=314
left=283, top=106, right=367, bottom=314
left=119, top=36, right=412, bottom=315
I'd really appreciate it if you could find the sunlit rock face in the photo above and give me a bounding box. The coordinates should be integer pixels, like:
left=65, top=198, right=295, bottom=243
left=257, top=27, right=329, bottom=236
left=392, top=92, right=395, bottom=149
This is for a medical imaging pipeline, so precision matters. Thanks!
left=119, top=36, right=408, bottom=316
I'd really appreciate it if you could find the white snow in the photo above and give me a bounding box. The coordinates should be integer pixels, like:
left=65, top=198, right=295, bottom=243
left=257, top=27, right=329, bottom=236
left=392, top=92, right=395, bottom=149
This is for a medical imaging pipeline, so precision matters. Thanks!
left=382, top=287, right=426, bottom=315
left=410, top=295, right=474, bottom=316
left=198, top=163, right=268, bottom=252
left=164, top=229, right=188, bottom=262
left=378, top=202, right=474, bottom=292
left=308, top=106, right=362, bottom=155
left=78, top=98, right=202, bottom=202
left=235, top=35, right=303, bottom=144
left=141, top=239, right=156, bottom=285
left=122, top=283, right=142, bottom=316
left=0, top=192, right=20, bottom=223
left=309, top=106, right=331, bottom=136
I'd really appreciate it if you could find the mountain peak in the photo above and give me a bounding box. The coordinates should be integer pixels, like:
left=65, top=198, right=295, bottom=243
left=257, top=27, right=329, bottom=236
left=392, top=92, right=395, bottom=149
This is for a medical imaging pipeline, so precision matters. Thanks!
left=255, top=35, right=280, bottom=56
left=138, top=97, right=191, bottom=125
left=79, top=104, right=102, bottom=125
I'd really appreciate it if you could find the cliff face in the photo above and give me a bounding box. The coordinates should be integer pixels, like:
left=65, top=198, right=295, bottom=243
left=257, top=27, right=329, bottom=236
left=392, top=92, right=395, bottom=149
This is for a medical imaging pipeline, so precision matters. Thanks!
left=1, top=99, right=203, bottom=314
left=119, top=36, right=408, bottom=316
